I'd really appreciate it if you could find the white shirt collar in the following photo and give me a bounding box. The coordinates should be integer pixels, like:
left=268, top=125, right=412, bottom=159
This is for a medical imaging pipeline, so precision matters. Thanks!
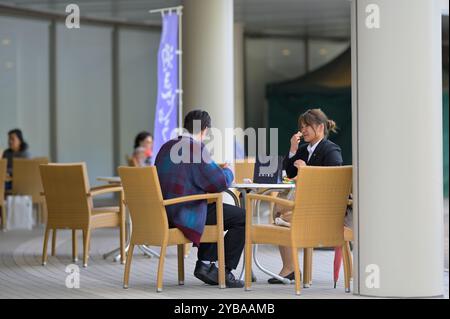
left=180, top=132, right=194, bottom=139
left=307, top=139, right=323, bottom=160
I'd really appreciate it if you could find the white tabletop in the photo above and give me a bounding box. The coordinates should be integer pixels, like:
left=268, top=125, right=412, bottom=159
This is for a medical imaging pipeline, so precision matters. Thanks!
left=97, top=176, right=295, bottom=189
left=231, top=183, right=295, bottom=189
left=97, top=176, right=121, bottom=183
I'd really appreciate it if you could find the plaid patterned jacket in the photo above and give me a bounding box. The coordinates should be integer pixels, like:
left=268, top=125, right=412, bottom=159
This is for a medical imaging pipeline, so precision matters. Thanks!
left=155, top=135, right=233, bottom=246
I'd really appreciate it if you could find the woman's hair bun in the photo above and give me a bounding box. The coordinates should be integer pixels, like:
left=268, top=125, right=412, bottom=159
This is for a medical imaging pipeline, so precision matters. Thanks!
left=327, top=119, right=337, bottom=133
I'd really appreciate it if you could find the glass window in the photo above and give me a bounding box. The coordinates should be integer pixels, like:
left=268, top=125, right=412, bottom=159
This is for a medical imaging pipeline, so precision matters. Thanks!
left=56, top=23, right=113, bottom=185
left=118, top=28, right=160, bottom=164
left=0, top=16, right=50, bottom=158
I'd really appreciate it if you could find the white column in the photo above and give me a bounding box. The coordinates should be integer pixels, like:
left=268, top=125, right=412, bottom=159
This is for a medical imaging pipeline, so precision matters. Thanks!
left=234, top=22, right=245, bottom=131
left=351, top=0, right=444, bottom=297
left=182, top=0, right=234, bottom=162
left=234, top=22, right=246, bottom=159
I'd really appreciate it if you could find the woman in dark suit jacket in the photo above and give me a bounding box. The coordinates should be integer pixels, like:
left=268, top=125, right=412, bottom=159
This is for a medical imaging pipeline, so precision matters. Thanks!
left=269, top=108, right=343, bottom=284
left=2, top=129, right=31, bottom=176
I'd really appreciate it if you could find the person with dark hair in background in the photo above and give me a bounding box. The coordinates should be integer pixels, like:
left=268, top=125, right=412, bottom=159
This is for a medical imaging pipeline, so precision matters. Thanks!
left=2, top=129, right=31, bottom=176
left=155, top=110, right=245, bottom=288
left=268, top=108, right=344, bottom=284
left=132, top=131, right=153, bottom=167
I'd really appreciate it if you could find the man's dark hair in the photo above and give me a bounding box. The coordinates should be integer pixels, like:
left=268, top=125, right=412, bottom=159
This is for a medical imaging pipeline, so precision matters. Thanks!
left=183, top=110, right=211, bottom=134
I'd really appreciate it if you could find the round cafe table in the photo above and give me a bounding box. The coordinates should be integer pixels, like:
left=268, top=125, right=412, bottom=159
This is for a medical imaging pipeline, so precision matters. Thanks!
left=224, top=183, right=295, bottom=284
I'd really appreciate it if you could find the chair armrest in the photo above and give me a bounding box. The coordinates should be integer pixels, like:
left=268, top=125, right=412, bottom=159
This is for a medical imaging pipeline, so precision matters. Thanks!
left=88, top=185, right=123, bottom=197
left=163, top=193, right=225, bottom=233
left=163, top=193, right=222, bottom=207
left=245, top=194, right=294, bottom=228
left=246, top=193, right=295, bottom=209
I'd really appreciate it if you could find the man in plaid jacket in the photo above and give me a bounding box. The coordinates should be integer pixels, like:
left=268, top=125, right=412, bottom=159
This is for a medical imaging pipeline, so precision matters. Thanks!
left=155, top=110, right=245, bottom=288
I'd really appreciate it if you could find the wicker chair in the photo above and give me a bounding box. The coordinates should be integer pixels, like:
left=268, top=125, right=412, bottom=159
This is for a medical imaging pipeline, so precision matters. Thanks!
left=40, top=163, right=126, bottom=267
left=118, top=166, right=226, bottom=292
left=244, top=166, right=353, bottom=295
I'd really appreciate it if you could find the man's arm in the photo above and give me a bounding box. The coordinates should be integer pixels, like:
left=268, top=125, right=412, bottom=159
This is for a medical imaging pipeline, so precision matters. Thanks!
left=192, top=147, right=234, bottom=193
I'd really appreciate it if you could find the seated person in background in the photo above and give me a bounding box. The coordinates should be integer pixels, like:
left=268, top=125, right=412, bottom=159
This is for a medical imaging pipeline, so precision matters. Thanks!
left=269, top=108, right=344, bottom=284
left=2, top=129, right=31, bottom=176
left=132, top=131, right=153, bottom=166
left=155, top=110, right=245, bottom=288
left=133, top=146, right=149, bottom=167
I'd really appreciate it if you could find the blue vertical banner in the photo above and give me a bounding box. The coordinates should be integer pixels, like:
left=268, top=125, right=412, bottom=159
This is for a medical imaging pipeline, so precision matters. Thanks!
left=153, top=13, right=179, bottom=161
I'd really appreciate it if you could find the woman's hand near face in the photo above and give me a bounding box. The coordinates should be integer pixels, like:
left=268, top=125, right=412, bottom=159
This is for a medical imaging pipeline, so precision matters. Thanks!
left=290, top=132, right=302, bottom=154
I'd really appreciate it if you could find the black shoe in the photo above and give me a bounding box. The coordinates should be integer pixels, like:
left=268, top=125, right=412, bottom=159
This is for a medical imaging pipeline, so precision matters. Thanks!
left=194, top=261, right=218, bottom=285
left=225, top=271, right=244, bottom=288
left=267, top=272, right=295, bottom=284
